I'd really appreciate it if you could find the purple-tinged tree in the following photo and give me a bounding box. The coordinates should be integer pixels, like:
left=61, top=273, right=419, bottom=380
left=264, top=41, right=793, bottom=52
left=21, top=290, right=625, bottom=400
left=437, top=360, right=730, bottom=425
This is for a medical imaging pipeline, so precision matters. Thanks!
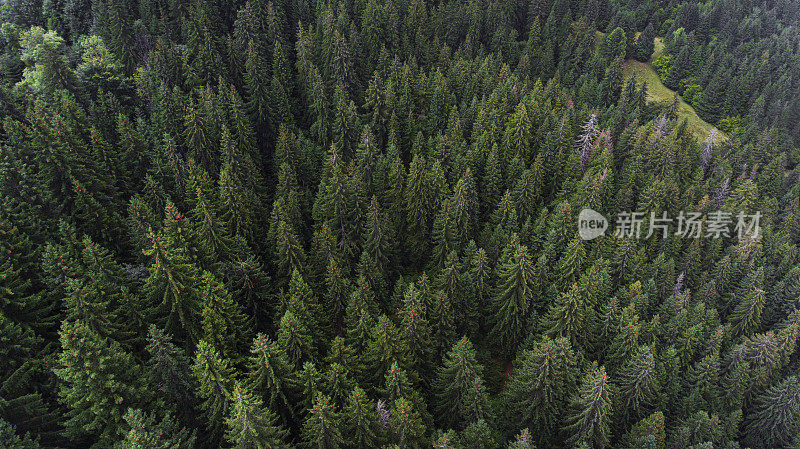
left=576, top=112, right=598, bottom=172
left=743, top=375, right=800, bottom=449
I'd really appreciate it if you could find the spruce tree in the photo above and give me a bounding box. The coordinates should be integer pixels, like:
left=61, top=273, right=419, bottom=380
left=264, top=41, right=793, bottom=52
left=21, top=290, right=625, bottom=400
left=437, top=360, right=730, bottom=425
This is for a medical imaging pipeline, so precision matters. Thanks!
left=225, top=383, right=291, bottom=449
left=193, top=339, right=236, bottom=444
left=145, top=326, right=197, bottom=418
left=118, top=409, right=196, bottom=449
left=743, top=376, right=800, bottom=449
left=246, top=334, right=294, bottom=424
left=490, top=240, right=536, bottom=354
left=54, top=321, right=151, bottom=446
left=342, top=387, right=380, bottom=449
left=143, top=229, right=203, bottom=344
left=562, top=364, right=613, bottom=448
left=507, top=428, right=535, bottom=449
left=303, top=394, right=344, bottom=449
left=504, top=337, right=580, bottom=446
left=433, top=336, right=491, bottom=429
left=201, top=270, right=251, bottom=362
left=389, top=397, right=426, bottom=449
left=616, top=345, right=659, bottom=423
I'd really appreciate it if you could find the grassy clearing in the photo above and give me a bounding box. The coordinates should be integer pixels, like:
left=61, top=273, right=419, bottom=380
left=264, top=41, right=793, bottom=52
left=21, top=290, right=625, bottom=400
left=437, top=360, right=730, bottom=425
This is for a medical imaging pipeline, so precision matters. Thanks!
left=622, top=38, right=724, bottom=141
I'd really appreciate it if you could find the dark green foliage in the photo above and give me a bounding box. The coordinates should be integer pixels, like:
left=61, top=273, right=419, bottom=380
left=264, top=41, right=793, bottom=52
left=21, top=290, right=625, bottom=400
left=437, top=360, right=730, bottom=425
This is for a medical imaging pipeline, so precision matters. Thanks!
left=504, top=337, right=580, bottom=446
left=54, top=321, right=151, bottom=446
left=193, top=339, right=236, bottom=444
left=118, top=409, right=196, bottom=449
left=2, top=0, right=800, bottom=447
left=490, top=240, right=537, bottom=355
left=246, top=333, right=294, bottom=423
left=145, top=326, right=197, bottom=418
left=0, top=418, right=41, bottom=449
left=433, top=336, right=491, bottom=429
left=303, top=394, right=343, bottom=449
left=743, top=376, right=800, bottom=449
left=562, top=364, right=613, bottom=448
left=225, top=383, right=291, bottom=449
left=143, top=227, right=203, bottom=344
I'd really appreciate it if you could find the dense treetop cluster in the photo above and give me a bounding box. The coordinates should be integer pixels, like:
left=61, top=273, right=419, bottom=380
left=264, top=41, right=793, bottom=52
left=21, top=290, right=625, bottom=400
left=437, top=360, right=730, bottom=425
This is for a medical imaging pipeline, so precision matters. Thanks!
left=1, top=0, right=800, bottom=447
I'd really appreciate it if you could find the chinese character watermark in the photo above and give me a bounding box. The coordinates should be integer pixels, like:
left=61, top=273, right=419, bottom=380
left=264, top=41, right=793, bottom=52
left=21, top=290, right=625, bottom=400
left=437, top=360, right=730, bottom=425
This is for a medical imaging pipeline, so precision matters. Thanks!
left=577, top=208, right=761, bottom=241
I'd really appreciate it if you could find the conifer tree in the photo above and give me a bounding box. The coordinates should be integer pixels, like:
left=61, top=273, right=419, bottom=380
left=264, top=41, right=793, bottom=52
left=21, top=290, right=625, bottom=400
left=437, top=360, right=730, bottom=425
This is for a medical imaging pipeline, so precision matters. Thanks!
left=200, top=270, right=252, bottom=362
left=285, top=268, right=325, bottom=342
left=504, top=337, right=580, bottom=445
left=389, top=397, right=426, bottom=449
left=449, top=169, right=479, bottom=248
left=616, top=345, right=659, bottom=423
left=363, top=195, right=392, bottom=276
left=118, top=409, right=197, bottom=449
left=636, top=23, right=655, bottom=61
left=143, top=228, right=203, bottom=344
left=490, top=241, right=536, bottom=354
left=429, top=290, right=458, bottom=360
left=277, top=309, right=315, bottom=368
left=342, top=387, right=380, bottom=449
left=542, top=283, right=591, bottom=349
left=743, top=375, right=800, bottom=449
left=245, top=39, right=271, bottom=132
left=695, top=69, right=728, bottom=123
left=145, top=326, right=197, bottom=418
left=246, top=334, right=293, bottom=424
left=225, top=383, right=291, bottom=449
left=433, top=336, right=491, bottom=429
left=459, top=419, right=497, bottom=449
left=729, top=283, right=766, bottom=337
left=193, top=339, right=236, bottom=443
left=0, top=418, right=41, bottom=449
left=399, top=282, right=433, bottom=375
left=507, top=428, right=535, bottom=449
left=620, top=412, right=665, bottom=449
left=562, top=364, right=613, bottom=449
left=223, top=256, right=272, bottom=331
left=365, top=315, right=408, bottom=386
left=303, top=394, right=344, bottom=449
left=54, top=321, right=151, bottom=446
left=506, top=102, right=533, bottom=159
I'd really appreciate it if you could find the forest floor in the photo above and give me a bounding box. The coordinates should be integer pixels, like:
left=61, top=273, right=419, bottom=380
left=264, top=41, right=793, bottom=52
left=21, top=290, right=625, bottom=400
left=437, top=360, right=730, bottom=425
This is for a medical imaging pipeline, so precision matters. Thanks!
left=623, top=38, right=725, bottom=141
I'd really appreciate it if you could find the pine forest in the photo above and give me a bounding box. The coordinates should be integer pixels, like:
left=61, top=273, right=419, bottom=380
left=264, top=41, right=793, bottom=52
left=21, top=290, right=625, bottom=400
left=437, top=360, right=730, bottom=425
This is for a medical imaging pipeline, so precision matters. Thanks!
left=1, top=0, right=800, bottom=447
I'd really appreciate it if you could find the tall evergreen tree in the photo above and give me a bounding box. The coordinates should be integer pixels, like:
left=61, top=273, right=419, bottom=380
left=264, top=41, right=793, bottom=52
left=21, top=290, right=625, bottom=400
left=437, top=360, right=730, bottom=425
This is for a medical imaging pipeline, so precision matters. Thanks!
left=562, top=363, right=613, bottom=448
left=54, top=321, right=151, bottom=446
left=225, top=383, right=291, bottom=449
left=143, top=228, right=203, bottom=344
left=490, top=240, right=536, bottom=354
left=193, top=339, right=236, bottom=444
left=433, top=336, right=491, bottom=429
left=504, top=337, right=580, bottom=446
